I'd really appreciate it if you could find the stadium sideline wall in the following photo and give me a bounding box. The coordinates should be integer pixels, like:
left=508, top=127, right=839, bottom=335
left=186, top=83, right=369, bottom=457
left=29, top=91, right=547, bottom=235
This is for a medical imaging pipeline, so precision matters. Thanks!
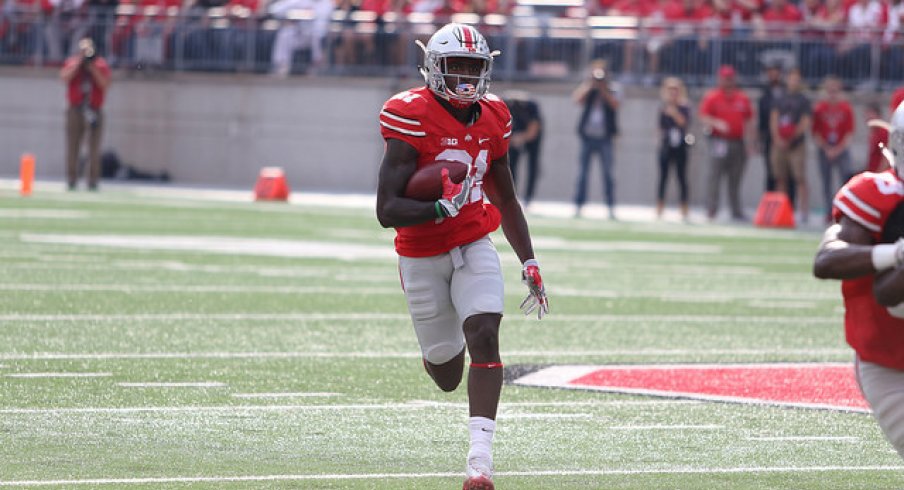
left=0, top=68, right=879, bottom=212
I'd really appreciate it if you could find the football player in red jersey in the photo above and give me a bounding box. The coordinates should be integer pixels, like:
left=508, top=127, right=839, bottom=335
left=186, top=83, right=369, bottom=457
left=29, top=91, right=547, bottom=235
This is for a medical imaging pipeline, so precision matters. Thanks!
left=375, top=23, right=549, bottom=490
left=813, top=101, right=904, bottom=460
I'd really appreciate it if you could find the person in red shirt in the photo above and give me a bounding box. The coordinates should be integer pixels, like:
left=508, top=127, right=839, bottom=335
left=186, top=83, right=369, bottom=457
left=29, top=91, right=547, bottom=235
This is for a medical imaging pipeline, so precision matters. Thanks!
left=60, top=36, right=111, bottom=191
left=375, top=23, right=548, bottom=490
left=865, top=102, right=891, bottom=173
left=813, top=103, right=904, bottom=459
left=699, top=65, right=754, bottom=221
left=812, top=75, right=856, bottom=223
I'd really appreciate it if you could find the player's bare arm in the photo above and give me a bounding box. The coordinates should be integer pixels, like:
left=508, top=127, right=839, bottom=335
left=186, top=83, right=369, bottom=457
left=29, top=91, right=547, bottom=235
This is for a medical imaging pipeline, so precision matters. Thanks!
left=483, top=153, right=534, bottom=263
left=873, top=266, right=904, bottom=306
left=814, top=216, right=904, bottom=280
left=375, top=138, right=437, bottom=228
left=484, top=154, right=548, bottom=318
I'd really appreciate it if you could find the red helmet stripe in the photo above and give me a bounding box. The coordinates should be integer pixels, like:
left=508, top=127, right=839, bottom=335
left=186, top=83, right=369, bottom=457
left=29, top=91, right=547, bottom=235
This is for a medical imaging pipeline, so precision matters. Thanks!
left=461, top=26, right=476, bottom=52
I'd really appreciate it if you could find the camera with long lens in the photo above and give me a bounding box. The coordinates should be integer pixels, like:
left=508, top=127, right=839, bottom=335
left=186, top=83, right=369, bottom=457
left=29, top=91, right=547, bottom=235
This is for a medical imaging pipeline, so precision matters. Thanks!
left=83, top=46, right=96, bottom=63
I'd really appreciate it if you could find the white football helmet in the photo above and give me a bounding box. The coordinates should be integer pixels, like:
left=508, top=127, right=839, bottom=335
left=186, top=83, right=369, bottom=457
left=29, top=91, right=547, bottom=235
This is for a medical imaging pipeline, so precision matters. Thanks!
left=416, top=23, right=500, bottom=109
left=869, top=100, right=904, bottom=178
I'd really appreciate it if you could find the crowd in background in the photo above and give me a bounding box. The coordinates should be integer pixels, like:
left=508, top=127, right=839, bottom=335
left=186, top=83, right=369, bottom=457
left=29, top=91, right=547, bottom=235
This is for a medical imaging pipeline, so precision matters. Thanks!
left=2, top=0, right=904, bottom=81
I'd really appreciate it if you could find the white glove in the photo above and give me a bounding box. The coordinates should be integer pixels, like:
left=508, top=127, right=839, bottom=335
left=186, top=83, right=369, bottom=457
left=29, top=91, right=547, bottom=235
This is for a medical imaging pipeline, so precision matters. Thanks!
left=436, top=166, right=473, bottom=218
left=520, top=259, right=549, bottom=319
left=871, top=238, right=904, bottom=271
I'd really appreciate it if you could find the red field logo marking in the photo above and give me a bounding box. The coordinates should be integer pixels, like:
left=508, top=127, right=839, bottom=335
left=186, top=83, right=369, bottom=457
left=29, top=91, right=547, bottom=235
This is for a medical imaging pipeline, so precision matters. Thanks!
left=513, top=363, right=869, bottom=413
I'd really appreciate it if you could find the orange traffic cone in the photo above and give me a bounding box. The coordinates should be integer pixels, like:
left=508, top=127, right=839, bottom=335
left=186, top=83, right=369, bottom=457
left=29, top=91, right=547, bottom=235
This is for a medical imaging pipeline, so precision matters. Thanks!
left=254, top=167, right=290, bottom=201
left=19, top=153, right=35, bottom=196
left=753, top=191, right=795, bottom=228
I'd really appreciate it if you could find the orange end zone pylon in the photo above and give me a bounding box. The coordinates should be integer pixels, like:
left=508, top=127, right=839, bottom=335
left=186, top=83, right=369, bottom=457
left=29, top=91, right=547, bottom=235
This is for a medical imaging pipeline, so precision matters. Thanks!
left=254, top=167, right=290, bottom=201
left=753, top=191, right=795, bottom=228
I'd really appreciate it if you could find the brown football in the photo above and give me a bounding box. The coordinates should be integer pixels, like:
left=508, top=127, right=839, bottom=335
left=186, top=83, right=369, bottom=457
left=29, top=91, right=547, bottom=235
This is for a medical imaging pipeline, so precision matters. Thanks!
left=404, top=160, right=469, bottom=201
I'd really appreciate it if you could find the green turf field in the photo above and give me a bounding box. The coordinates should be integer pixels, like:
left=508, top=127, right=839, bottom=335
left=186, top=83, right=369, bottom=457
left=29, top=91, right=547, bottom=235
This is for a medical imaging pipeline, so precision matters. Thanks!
left=1, top=185, right=902, bottom=489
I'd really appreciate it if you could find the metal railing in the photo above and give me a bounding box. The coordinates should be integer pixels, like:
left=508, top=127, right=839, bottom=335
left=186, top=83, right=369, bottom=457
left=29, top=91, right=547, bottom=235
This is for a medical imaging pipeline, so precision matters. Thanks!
left=1, top=6, right=902, bottom=88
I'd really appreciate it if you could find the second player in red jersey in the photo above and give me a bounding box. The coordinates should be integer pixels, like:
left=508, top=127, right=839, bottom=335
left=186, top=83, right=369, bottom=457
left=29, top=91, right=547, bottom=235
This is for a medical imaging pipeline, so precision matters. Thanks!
left=814, top=101, right=904, bottom=460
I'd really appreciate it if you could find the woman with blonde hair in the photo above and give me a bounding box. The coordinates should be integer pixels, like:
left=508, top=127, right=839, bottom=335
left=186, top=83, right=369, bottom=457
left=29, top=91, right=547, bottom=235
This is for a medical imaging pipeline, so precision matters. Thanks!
left=656, top=76, right=692, bottom=220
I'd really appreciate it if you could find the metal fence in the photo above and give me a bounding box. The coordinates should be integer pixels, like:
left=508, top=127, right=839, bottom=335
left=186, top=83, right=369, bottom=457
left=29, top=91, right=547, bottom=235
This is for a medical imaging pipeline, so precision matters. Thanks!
left=2, top=6, right=903, bottom=88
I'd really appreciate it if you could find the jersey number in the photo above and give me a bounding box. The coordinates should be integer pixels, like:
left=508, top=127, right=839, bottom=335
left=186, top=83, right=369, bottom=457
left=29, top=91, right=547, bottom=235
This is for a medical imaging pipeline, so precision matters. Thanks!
left=435, top=149, right=489, bottom=203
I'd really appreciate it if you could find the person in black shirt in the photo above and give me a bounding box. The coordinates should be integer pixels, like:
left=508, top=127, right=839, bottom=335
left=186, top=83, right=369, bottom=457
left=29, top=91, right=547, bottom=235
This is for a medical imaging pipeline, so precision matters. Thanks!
left=656, top=76, right=692, bottom=221
left=504, top=91, right=543, bottom=206
left=758, top=60, right=795, bottom=206
left=573, top=63, right=619, bottom=219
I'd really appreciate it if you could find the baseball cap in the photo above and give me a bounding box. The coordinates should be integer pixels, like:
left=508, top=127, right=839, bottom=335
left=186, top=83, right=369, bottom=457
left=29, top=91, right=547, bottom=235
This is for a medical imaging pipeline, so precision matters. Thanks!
left=718, top=65, right=736, bottom=79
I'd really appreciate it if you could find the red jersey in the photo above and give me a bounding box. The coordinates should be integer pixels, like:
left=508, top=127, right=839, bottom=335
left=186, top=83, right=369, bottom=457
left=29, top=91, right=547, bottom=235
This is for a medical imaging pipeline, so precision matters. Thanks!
left=867, top=126, right=890, bottom=173
left=811, top=99, right=855, bottom=146
left=379, top=86, right=511, bottom=258
left=832, top=170, right=904, bottom=369
left=699, top=88, right=753, bottom=140
left=63, top=56, right=111, bottom=109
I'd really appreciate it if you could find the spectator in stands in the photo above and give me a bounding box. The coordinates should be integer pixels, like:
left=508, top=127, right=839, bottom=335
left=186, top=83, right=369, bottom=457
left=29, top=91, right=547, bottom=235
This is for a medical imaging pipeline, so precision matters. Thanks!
left=842, top=0, right=886, bottom=83
left=812, top=75, right=855, bottom=223
left=505, top=91, right=543, bottom=206
left=699, top=65, right=753, bottom=221
left=757, top=60, right=786, bottom=195
left=808, top=0, right=848, bottom=78
left=45, top=0, right=88, bottom=63
left=770, top=67, right=812, bottom=224
left=755, top=0, right=803, bottom=40
left=573, top=62, right=620, bottom=219
left=615, top=0, right=672, bottom=86
left=86, top=0, right=118, bottom=57
left=60, top=36, right=111, bottom=191
left=664, top=0, right=713, bottom=80
left=655, top=76, right=692, bottom=221
left=865, top=102, right=890, bottom=173
left=334, top=0, right=376, bottom=69
left=883, top=0, right=904, bottom=79
left=269, top=0, right=334, bottom=77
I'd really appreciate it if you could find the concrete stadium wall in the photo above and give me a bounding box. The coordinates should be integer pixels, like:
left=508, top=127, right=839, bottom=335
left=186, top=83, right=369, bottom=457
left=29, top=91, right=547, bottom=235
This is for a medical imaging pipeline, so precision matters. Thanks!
left=0, top=68, right=886, bottom=214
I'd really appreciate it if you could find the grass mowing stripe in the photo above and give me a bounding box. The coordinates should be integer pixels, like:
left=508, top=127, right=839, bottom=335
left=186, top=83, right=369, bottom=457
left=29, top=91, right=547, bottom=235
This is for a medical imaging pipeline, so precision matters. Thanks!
left=0, top=348, right=852, bottom=361
left=0, top=313, right=840, bottom=323
left=0, top=284, right=838, bottom=301
left=0, top=400, right=698, bottom=415
left=4, top=373, right=112, bottom=378
left=1, top=466, right=903, bottom=487
left=117, top=382, right=228, bottom=388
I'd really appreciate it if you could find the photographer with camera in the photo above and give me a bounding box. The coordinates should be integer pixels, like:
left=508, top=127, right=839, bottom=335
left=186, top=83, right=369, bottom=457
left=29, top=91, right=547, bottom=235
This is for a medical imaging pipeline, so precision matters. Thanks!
left=60, top=37, right=111, bottom=191
left=573, top=60, right=620, bottom=220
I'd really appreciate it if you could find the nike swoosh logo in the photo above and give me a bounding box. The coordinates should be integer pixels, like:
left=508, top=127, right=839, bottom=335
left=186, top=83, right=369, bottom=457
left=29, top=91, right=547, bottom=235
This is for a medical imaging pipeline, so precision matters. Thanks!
left=480, top=428, right=493, bottom=432
left=479, top=138, right=490, bottom=144
left=439, top=41, right=449, bottom=45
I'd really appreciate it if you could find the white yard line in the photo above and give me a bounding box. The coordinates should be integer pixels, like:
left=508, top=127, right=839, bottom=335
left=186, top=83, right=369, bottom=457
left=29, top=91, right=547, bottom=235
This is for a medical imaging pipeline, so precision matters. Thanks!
left=0, top=312, right=840, bottom=324
left=231, top=392, right=340, bottom=399
left=117, top=382, right=227, bottom=388
left=0, top=400, right=697, bottom=415
left=498, top=413, right=593, bottom=420
left=609, top=425, right=724, bottom=430
left=747, top=436, right=861, bottom=442
left=0, top=466, right=902, bottom=486
left=0, top=348, right=853, bottom=362
left=5, top=372, right=112, bottom=378
left=0, top=282, right=837, bottom=301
